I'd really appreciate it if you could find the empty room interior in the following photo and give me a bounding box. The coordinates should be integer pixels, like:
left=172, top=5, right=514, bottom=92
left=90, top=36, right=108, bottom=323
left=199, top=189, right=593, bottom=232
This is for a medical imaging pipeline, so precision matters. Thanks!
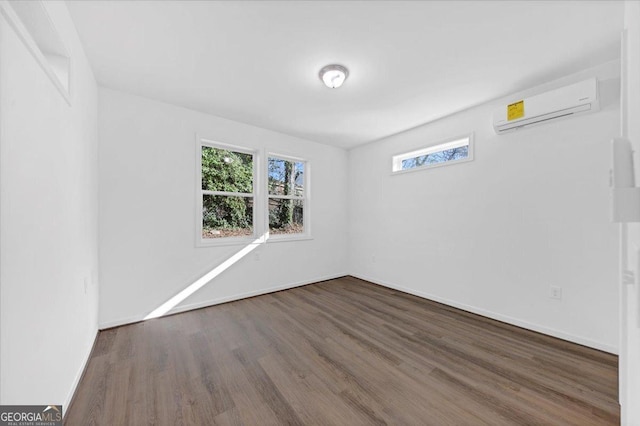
left=2, top=0, right=640, bottom=424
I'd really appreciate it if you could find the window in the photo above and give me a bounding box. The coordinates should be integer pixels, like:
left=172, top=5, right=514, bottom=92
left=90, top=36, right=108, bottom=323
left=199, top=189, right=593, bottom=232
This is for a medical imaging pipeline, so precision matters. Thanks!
left=198, top=141, right=257, bottom=242
left=197, top=138, right=310, bottom=245
left=268, top=156, right=307, bottom=237
left=3, top=1, right=71, bottom=102
left=392, top=135, right=473, bottom=173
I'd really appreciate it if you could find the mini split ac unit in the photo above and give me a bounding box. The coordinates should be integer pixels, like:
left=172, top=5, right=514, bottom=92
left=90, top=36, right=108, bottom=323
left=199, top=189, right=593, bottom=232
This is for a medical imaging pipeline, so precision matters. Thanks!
left=492, top=78, right=599, bottom=134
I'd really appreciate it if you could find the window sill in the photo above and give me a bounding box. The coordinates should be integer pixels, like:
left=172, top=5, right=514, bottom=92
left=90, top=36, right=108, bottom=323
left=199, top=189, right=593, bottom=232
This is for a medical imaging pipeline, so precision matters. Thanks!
left=390, top=156, right=473, bottom=176
left=197, top=236, right=264, bottom=248
left=196, top=233, right=313, bottom=247
left=266, top=234, right=313, bottom=243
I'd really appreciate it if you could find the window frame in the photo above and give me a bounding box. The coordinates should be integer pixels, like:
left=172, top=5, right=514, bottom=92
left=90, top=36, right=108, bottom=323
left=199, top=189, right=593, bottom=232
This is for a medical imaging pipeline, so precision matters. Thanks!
left=196, top=137, right=262, bottom=247
left=391, top=133, right=474, bottom=175
left=265, top=153, right=311, bottom=242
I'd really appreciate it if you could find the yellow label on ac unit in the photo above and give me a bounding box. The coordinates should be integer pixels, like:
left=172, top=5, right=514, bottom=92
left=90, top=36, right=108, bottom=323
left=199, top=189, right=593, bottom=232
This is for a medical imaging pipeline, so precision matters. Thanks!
left=507, top=100, right=524, bottom=121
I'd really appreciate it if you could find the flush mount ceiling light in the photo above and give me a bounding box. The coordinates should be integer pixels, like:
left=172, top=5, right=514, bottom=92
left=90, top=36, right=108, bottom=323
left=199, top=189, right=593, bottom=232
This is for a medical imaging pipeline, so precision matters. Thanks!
left=319, top=64, right=349, bottom=89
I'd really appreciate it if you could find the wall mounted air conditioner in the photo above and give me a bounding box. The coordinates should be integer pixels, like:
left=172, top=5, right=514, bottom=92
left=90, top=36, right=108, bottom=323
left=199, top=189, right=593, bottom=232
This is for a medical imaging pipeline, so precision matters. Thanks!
left=492, top=78, right=599, bottom=134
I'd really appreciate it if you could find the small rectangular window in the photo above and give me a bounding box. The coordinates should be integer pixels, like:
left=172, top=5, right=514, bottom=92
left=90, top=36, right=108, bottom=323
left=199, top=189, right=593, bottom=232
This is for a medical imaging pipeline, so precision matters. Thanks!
left=5, top=1, right=71, bottom=101
left=199, top=142, right=256, bottom=241
left=268, top=156, right=307, bottom=237
left=392, top=135, right=473, bottom=173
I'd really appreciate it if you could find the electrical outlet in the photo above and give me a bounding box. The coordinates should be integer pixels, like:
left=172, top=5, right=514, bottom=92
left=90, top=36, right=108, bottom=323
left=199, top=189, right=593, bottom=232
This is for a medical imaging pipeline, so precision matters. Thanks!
left=371, top=255, right=376, bottom=263
left=83, top=277, right=89, bottom=294
left=254, top=252, right=260, bottom=261
left=549, top=286, right=562, bottom=300
left=623, top=269, right=635, bottom=285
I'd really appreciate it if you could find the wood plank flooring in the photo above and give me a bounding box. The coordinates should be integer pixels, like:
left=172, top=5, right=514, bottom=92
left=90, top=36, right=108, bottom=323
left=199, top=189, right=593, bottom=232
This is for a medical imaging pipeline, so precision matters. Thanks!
left=65, top=276, right=619, bottom=425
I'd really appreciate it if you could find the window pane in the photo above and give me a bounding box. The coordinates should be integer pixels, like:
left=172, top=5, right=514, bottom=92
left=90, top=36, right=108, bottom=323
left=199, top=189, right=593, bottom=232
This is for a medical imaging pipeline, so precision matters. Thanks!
left=202, top=146, right=253, bottom=192
left=294, top=162, right=304, bottom=197
left=202, top=194, right=253, bottom=238
left=269, top=198, right=303, bottom=235
left=268, top=158, right=304, bottom=197
left=401, top=145, right=468, bottom=170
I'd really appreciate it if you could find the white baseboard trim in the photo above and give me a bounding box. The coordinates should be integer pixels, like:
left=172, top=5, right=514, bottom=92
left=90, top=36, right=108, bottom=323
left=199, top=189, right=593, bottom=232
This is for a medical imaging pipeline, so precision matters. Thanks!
left=99, top=312, right=145, bottom=330
left=63, top=328, right=98, bottom=412
left=98, top=273, right=347, bottom=330
left=98, top=272, right=617, bottom=354
left=349, top=273, right=618, bottom=355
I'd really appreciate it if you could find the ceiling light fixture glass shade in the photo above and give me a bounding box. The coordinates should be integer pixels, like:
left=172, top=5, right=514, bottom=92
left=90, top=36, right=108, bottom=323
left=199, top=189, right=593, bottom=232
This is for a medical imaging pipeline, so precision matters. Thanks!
left=319, top=64, right=349, bottom=88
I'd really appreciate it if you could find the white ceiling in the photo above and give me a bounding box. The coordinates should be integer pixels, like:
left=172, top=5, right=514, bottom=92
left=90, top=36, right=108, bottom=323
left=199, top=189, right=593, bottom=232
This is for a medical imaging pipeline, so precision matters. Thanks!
left=66, top=1, right=624, bottom=149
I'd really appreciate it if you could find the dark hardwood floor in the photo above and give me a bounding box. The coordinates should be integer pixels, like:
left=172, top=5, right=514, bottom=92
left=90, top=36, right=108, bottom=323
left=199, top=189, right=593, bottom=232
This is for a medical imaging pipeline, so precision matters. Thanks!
left=65, top=276, right=619, bottom=425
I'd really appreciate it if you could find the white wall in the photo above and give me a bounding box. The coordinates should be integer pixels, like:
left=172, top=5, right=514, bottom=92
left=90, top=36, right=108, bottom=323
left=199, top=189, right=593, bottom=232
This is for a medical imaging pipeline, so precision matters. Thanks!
left=349, top=61, right=620, bottom=353
left=621, top=1, right=640, bottom=423
left=98, top=88, right=349, bottom=327
left=0, top=1, right=99, bottom=409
